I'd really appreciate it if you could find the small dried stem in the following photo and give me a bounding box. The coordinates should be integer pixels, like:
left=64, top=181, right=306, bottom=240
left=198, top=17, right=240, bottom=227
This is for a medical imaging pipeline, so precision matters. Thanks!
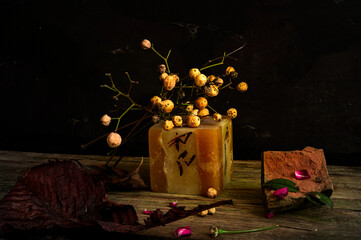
left=112, top=103, right=136, bottom=132
left=151, top=45, right=171, bottom=73
left=81, top=116, right=151, bottom=149
left=200, top=42, right=246, bottom=71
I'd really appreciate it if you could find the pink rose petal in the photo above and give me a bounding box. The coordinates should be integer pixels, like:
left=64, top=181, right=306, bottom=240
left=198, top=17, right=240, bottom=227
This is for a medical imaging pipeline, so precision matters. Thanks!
left=143, top=209, right=153, bottom=215
left=265, top=211, right=275, bottom=218
left=295, top=169, right=311, bottom=180
left=174, top=226, right=192, bottom=237
left=170, top=202, right=178, bottom=207
left=273, top=187, right=288, bottom=199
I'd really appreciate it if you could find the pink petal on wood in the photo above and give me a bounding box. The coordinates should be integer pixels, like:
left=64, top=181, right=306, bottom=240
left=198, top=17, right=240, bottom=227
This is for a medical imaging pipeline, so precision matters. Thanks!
left=174, top=226, right=192, bottom=237
left=143, top=209, right=153, bottom=215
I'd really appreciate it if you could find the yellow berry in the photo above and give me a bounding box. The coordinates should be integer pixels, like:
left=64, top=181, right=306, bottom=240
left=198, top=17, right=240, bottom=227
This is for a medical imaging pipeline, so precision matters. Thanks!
left=100, top=114, right=111, bottom=126
left=214, top=77, right=224, bottom=87
left=172, top=115, right=183, bottom=127
left=227, top=108, right=237, bottom=119
left=140, top=39, right=151, bottom=50
left=204, top=84, right=219, bottom=97
left=207, top=75, right=216, bottom=82
left=185, top=104, right=194, bottom=112
left=187, top=115, right=200, bottom=128
left=189, top=68, right=201, bottom=80
left=208, top=208, right=216, bottom=215
left=163, top=75, right=177, bottom=91
left=107, top=132, right=122, bottom=148
left=194, top=73, right=207, bottom=87
left=207, top=188, right=217, bottom=198
left=195, top=97, right=208, bottom=109
left=159, top=72, right=168, bottom=81
left=213, top=113, right=222, bottom=122
left=173, top=74, right=180, bottom=82
left=163, top=120, right=174, bottom=131
left=150, top=96, right=162, bottom=107
left=237, top=82, right=248, bottom=92
left=225, top=66, right=235, bottom=75
left=159, top=100, right=174, bottom=113
left=191, top=109, right=199, bottom=116
left=198, top=108, right=209, bottom=118
left=199, top=210, right=208, bottom=217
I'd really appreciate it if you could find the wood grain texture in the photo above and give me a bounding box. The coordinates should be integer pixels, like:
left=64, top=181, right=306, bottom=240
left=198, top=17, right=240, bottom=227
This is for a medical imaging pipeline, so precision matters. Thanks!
left=0, top=150, right=360, bottom=240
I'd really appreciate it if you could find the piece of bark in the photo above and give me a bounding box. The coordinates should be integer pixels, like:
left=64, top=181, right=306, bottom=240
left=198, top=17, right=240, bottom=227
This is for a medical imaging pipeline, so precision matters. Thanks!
left=261, top=146, right=333, bottom=213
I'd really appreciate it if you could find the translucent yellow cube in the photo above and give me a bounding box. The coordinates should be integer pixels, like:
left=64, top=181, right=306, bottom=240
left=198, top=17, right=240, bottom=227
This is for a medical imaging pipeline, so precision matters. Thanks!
left=148, top=116, right=233, bottom=195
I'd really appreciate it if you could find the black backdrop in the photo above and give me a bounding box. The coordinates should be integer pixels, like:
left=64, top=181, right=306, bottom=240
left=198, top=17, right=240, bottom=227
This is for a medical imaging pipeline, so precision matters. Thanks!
left=1, top=0, right=361, bottom=165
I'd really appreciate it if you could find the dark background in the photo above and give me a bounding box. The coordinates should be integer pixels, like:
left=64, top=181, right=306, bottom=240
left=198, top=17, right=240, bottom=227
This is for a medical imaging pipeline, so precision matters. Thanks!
left=1, top=0, right=361, bottom=165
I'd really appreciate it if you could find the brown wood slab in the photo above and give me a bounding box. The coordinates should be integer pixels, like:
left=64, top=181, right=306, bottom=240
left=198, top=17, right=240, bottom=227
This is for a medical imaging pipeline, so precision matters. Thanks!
left=0, top=150, right=360, bottom=239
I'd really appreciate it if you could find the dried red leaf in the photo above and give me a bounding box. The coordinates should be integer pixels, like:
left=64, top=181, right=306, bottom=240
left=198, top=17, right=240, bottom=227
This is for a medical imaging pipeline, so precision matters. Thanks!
left=0, top=160, right=233, bottom=236
left=85, top=158, right=147, bottom=190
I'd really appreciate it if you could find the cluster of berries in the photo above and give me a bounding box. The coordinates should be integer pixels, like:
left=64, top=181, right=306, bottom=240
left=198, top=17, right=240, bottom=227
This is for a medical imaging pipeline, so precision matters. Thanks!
left=150, top=63, right=247, bottom=131
left=100, top=39, right=248, bottom=148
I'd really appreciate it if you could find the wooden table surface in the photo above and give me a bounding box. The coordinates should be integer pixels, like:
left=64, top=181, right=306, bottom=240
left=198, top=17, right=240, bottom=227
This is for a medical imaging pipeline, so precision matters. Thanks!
left=0, top=150, right=360, bottom=240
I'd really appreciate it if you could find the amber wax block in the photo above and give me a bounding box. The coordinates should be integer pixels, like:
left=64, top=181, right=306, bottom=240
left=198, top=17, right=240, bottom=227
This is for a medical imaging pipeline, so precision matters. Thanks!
left=148, top=116, right=233, bottom=196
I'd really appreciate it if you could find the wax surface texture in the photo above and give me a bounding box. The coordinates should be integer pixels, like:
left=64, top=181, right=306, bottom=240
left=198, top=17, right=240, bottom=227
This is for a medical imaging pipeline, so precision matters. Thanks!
left=148, top=116, right=233, bottom=195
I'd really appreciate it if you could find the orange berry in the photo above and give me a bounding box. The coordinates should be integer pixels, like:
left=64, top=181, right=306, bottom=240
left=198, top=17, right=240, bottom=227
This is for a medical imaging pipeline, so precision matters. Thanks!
left=237, top=82, right=248, bottom=92
left=195, top=97, right=208, bottom=109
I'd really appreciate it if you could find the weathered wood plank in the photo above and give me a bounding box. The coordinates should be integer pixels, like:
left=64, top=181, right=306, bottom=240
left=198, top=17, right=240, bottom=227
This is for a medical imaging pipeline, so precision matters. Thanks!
left=0, top=150, right=361, bottom=240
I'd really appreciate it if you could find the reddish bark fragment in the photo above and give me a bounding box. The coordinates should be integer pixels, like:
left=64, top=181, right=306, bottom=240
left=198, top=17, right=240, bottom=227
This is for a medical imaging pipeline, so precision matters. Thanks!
left=262, top=146, right=333, bottom=213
